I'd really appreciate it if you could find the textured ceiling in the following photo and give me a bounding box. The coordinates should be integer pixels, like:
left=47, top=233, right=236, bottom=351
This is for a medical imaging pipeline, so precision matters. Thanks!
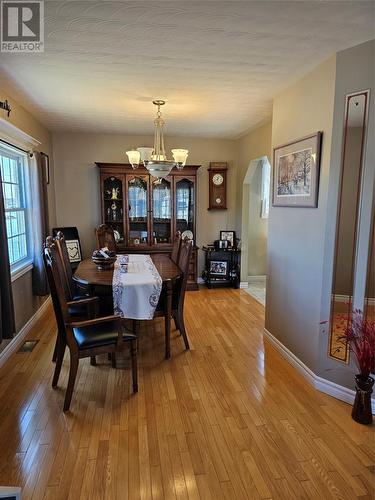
left=0, top=1, right=374, bottom=138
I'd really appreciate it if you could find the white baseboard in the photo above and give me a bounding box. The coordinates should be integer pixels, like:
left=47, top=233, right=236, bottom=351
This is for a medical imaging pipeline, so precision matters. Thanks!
left=240, top=282, right=249, bottom=289
left=0, top=296, right=51, bottom=368
left=248, top=275, right=266, bottom=283
left=263, top=327, right=375, bottom=414
left=334, top=294, right=375, bottom=306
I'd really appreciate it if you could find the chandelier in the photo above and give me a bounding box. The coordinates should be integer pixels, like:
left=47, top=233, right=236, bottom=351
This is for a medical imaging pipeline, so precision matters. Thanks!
left=126, top=100, right=188, bottom=178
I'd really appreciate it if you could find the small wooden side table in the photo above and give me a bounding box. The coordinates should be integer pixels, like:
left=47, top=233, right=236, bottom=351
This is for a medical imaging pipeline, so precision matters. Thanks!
left=201, top=246, right=241, bottom=289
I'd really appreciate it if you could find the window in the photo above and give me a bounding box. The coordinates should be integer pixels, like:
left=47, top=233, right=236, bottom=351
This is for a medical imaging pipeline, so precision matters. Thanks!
left=0, top=145, right=32, bottom=271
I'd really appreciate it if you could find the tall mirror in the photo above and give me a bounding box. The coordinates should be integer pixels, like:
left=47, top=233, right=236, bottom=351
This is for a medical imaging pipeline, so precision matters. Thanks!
left=329, top=90, right=369, bottom=362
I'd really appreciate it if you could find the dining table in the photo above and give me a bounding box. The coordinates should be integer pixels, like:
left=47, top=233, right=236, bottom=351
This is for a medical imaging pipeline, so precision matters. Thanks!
left=73, top=253, right=182, bottom=358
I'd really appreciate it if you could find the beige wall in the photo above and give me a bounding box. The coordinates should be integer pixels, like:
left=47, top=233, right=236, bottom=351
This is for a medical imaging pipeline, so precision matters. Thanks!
left=236, top=122, right=272, bottom=280
left=236, top=121, right=272, bottom=233
left=0, top=88, right=55, bottom=332
left=52, top=133, right=238, bottom=274
left=247, top=162, right=268, bottom=276
left=266, top=55, right=336, bottom=372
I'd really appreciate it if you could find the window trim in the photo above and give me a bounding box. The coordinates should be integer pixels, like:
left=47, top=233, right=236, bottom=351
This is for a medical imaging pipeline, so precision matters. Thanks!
left=0, top=117, right=40, bottom=153
left=0, top=143, right=34, bottom=280
left=2, top=149, right=31, bottom=268
left=11, top=260, right=33, bottom=282
left=0, top=119, right=41, bottom=281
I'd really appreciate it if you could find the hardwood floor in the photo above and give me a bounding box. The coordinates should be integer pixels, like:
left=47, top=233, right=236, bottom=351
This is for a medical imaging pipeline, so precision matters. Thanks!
left=0, top=288, right=374, bottom=499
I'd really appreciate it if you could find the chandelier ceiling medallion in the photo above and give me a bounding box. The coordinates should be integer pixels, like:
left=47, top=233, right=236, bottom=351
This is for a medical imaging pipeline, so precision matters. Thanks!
left=126, top=100, right=189, bottom=178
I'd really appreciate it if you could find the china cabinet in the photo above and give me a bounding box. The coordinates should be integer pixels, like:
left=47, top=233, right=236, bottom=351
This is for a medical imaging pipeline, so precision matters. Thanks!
left=96, top=163, right=201, bottom=290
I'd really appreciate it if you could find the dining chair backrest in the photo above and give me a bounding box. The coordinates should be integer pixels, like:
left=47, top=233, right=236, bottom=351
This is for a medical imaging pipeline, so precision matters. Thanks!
left=171, top=231, right=181, bottom=264
left=55, top=231, right=74, bottom=300
left=96, top=224, right=117, bottom=253
left=43, top=236, right=70, bottom=336
left=52, top=226, right=83, bottom=270
left=175, top=238, right=193, bottom=311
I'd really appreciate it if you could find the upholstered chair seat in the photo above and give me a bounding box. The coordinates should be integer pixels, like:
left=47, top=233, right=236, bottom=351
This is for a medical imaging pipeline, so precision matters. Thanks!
left=72, top=319, right=137, bottom=350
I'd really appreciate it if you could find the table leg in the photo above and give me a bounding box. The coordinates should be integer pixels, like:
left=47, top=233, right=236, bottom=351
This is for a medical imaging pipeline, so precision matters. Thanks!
left=89, top=284, right=97, bottom=366
left=165, top=282, right=172, bottom=359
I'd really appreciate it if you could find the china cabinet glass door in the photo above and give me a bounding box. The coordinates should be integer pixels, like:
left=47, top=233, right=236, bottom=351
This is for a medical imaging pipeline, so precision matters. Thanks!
left=175, top=177, right=195, bottom=241
left=127, top=175, right=149, bottom=246
left=102, top=175, right=124, bottom=242
left=152, top=178, right=172, bottom=244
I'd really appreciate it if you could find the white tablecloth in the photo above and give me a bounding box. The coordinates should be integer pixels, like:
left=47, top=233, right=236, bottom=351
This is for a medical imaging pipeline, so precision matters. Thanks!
left=113, top=254, right=162, bottom=320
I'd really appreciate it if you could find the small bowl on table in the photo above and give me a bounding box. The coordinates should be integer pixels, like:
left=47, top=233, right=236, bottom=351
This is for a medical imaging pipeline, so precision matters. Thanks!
left=92, top=250, right=116, bottom=270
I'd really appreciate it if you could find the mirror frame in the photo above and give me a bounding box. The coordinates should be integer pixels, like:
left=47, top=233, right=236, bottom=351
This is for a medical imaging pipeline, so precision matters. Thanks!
left=364, top=194, right=375, bottom=321
left=328, top=89, right=370, bottom=362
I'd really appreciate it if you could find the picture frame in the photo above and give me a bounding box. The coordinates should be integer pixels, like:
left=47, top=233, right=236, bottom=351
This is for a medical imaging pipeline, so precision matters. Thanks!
left=65, top=239, right=82, bottom=263
left=41, top=151, right=50, bottom=185
left=272, top=132, right=322, bottom=208
left=209, top=260, right=228, bottom=276
left=220, top=230, right=236, bottom=248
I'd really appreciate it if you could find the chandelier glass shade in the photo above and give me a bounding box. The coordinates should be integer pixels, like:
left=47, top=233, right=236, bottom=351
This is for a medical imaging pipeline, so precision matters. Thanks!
left=126, top=100, right=188, bottom=178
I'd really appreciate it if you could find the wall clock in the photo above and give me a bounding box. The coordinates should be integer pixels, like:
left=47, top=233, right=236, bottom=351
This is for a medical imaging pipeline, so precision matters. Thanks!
left=208, top=162, right=228, bottom=210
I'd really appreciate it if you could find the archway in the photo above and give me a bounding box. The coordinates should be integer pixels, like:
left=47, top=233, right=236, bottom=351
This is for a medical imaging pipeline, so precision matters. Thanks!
left=240, top=156, right=271, bottom=305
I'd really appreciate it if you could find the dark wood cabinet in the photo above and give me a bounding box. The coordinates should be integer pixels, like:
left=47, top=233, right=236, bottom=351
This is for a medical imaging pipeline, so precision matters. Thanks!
left=208, top=162, right=228, bottom=210
left=96, top=163, right=201, bottom=290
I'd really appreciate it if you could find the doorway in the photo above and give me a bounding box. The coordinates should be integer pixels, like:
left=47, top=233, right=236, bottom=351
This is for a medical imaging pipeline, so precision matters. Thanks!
left=240, top=156, right=271, bottom=306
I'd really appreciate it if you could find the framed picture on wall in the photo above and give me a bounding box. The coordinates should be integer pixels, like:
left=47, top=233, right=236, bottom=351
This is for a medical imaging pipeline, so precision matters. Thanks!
left=273, top=132, right=322, bottom=207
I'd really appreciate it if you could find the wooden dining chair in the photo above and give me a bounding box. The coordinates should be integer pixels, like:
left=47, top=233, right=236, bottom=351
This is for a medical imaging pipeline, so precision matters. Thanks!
left=170, top=231, right=181, bottom=264
left=52, top=226, right=83, bottom=271
left=173, top=238, right=193, bottom=345
left=55, top=231, right=89, bottom=301
left=43, top=237, right=138, bottom=411
left=52, top=232, right=95, bottom=362
left=96, top=224, right=117, bottom=253
left=155, top=238, right=192, bottom=357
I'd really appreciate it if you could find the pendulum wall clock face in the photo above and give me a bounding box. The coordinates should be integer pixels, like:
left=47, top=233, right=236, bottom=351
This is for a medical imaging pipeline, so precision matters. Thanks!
left=208, top=162, right=227, bottom=210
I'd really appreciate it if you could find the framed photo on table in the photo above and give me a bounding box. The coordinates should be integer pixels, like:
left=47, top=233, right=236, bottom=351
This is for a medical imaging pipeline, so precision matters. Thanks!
left=65, top=240, right=82, bottom=263
left=220, top=230, right=236, bottom=248
left=273, top=132, right=322, bottom=208
left=209, top=260, right=228, bottom=276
